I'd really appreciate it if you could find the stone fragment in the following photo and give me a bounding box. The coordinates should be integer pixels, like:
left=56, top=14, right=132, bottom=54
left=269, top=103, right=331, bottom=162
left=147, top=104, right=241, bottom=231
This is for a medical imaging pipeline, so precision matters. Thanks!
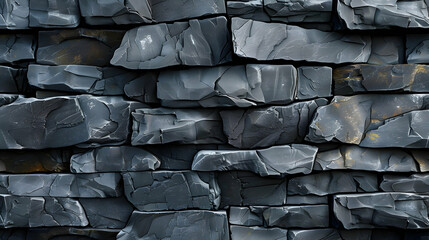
left=117, top=210, right=229, bottom=240
left=0, top=34, right=35, bottom=63
left=37, top=29, right=125, bottom=66
left=123, top=72, right=159, bottom=103
left=0, top=66, right=27, bottom=93
left=369, top=36, right=405, bottom=64
left=407, top=34, right=429, bottom=64
left=288, top=171, right=378, bottom=196
left=296, top=66, right=332, bottom=100
left=221, top=98, right=327, bottom=148
left=218, top=171, right=286, bottom=207
left=110, top=17, right=232, bottom=69
left=227, top=0, right=270, bottom=22
left=122, top=171, right=220, bottom=211
left=80, top=198, right=133, bottom=228
left=0, top=0, right=29, bottom=29
left=0, top=173, right=122, bottom=198
left=334, top=193, right=429, bottom=229
left=0, top=149, right=70, bottom=173
left=232, top=18, right=371, bottom=64
left=264, top=0, right=332, bottom=23
left=131, top=108, right=226, bottom=145
left=70, top=146, right=160, bottom=173
left=231, top=225, right=287, bottom=240
left=0, top=194, right=88, bottom=228
left=26, top=228, right=120, bottom=240
left=263, top=205, right=329, bottom=228
left=381, top=174, right=429, bottom=193
left=411, top=150, right=429, bottom=172
left=229, top=207, right=264, bottom=226
left=29, top=0, right=80, bottom=28
left=192, top=144, right=317, bottom=176
left=286, top=195, right=328, bottom=205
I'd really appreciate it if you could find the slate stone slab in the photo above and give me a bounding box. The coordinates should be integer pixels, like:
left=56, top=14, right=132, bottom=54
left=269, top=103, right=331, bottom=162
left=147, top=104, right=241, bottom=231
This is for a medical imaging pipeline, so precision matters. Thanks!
left=296, top=66, right=332, bottom=100
left=381, top=174, right=429, bottom=193
left=0, top=149, right=70, bottom=173
left=123, top=72, right=159, bottom=103
left=157, top=65, right=297, bottom=107
left=0, top=66, right=27, bottom=93
left=232, top=17, right=371, bottom=64
left=221, top=98, right=327, bottom=149
left=407, top=34, right=429, bottom=64
left=334, top=193, right=429, bottom=229
left=0, top=194, right=88, bottom=228
left=227, top=0, right=270, bottom=22
left=117, top=210, right=229, bottom=240
left=0, top=34, right=35, bottom=63
left=80, top=198, right=133, bottom=228
left=37, top=29, right=125, bottom=66
left=0, top=0, right=29, bottom=29
left=192, top=144, right=317, bottom=176
left=29, top=0, right=80, bottom=28
left=369, top=36, right=405, bottom=64
left=122, top=171, right=220, bottom=211
left=229, top=207, right=264, bottom=226
left=264, top=0, right=332, bottom=23
left=131, top=108, right=226, bottom=145
left=70, top=146, right=160, bottom=173
left=218, top=171, right=287, bottom=207
left=286, top=195, right=328, bottom=205
left=288, top=171, right=378, bottom=196
left=230, top=225, right=287, bottom=240
left=111, top=16, right=232, bottom=69
left=0, top=173, right=122, bottom=198
left=264, top=205, right=329, bottom=228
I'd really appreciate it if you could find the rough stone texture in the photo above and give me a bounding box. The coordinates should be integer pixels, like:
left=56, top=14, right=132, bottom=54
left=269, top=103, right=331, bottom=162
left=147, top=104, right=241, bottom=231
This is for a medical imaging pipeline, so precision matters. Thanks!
left=229, top=207, right=264, bottom=226
left=122, top=171, right=220, bottom=211
left=230, top=225, right=287, bottom=240
left=70, top=146, right=160, bottom=173
left=192, top=144, right=317, bottom=176
left=0, top=0, right=29, bottom=29
left=0, top=34, right=35, bottom=63
left=0, top=149, right=70, bottom=173
left=80, top=197, right=133, bottom=228
left=288, top=171, right=378, bottom=196
left=132, top=108, right=226, bottom=145
left=0, top=194, right=88, bottom=228
left=221, top=98, right=327, bottom=149
left=407, top=34, right=429, bottom=64
left=227, top=0, right=270, bottom=22
left=29, top=0, right=80, bottom=28
left=117, top=210, right=229, bottom=240
left=286, top=195, right=328, bottom=205
left=338, top=0, right=429, bottom=30
left=0, top=66, right=27, bottom=93
left=37, top=29, right=125, bottom=66
left=264, top=205, right=329, bottom=228
left=110, top=16, right=232, bottom=69
left=264, top=0, right=332, bottom=23
left=334, top=193, right=429, bottom=229
left=297, top=66, right=332, bottom=100
left=369, top=36, right=405, bottom=64
left=123, top=72, right=159, bottom=103
left=232, top=18, right=372, bottom=64
left=380, top=174, right=429, bottom=193
left=157, top=65, right=298, bottom=107
left=218, top=171, right=287, bottom=207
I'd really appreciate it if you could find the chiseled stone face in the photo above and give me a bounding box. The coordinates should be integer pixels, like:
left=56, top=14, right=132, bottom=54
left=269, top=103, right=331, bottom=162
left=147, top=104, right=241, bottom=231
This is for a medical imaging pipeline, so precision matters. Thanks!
left=29, top=0, right=80, bottom=28
left=380, top=174, right=429, bottom=193
left=0, top=66, right=27, bottom=93
left=264, top=0, right=332, bottom=23
left=263, top=205, right=330, bottom=228
left=0, top=34, right=35, bottom=63
left=80, top=197, right=134, bottom=228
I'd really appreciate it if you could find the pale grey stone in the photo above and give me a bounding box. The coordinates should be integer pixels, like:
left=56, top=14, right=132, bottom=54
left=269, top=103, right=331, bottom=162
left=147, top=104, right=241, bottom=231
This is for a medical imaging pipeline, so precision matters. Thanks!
left=80, top=198, right=133, bottom=228
left=264, top=0, right=332, bottom=23
left=227, top=0, right=270, bottom=21
left=231, top=225, right=287, bottom=240
left=0, top=34, right=35, bottom=63
left=297, top=66, right=332, bottom=100
left=229, top=207, right=264, bottom=226
left=29, top=0, right=80, bottom=28
left=381, top=174, right=429, bottom=193
left=263, top=205, right=329, bottom=228
left=0, top=66, right=27, bottom=93
left=0, top=0, right=29, bottom=29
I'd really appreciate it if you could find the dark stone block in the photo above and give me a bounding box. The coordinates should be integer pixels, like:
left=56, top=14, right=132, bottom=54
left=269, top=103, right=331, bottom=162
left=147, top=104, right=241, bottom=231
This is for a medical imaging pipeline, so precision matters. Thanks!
left=0, top=149, right=70, bottom=173
left=264, top=205, right=329, bottom=228
left=0, top=34, right=35, bottom=63
left=29, top=0, right=80, bottom=28
left=230, top=225, right=287, bottom=240
left=0, top=66, right=27, bottom=93
left=80, top=198, right=133, bottom=228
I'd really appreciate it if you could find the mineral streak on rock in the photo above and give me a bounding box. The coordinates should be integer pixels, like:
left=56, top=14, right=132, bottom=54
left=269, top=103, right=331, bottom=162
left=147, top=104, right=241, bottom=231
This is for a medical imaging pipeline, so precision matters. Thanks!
left=0, top=66, right=27, bottom=93
left=334, top=192, right=429, bottom=229
left=381, top=174, right=429, bottom=193
left=0, top=34, right=35, bottom=63
left=227, top=0, right=270, bottom=22
left=0, top=149, right=70, bottom=173
left=110, top=16, right=232, bottom=69
left=230, top=225, right=287, bottom=240
left=122, top=171, right=220, bottom=211
left=296, top=66, right=332, bottom=100
left=288, top=171, right=378, bottom=196
left=231, top=17, right=371, bottom=64
left=407, top=34, right=429, bottom=64
left=369, top=36, right=405, bottom=64
left=264, top=0, right=332, bottom=23
left=0, top=0, right=29, bottom=29
left=29, top=0, right=80, bottom=28
left=37, top=29, right=125, bottom=66
left=263, top=205, right=329, bottom=228
left=221, top=98, right=327, bottom=149
left=80, top=197, right=134, bottom=228
left=70, top=146, right=161, bottom=173
left=117, top=210, right=230, bottom=240
left=131, top=108, right=226, bottom=145
left=192, top=144, right=318, bottom=176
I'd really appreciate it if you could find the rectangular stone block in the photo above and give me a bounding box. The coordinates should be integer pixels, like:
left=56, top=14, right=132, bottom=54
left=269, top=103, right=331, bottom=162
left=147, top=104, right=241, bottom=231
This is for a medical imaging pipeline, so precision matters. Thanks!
left=0, top=34, right=35, bottom=63
left=0, top=66, right=27, bottom=93
left=231, top=225, right=287, bottom=240
left=263, top=205, right=329, bottom=228
left=407, top=34, right=429, bottom=64
left=0, top=0, right=29, bottom=29
left=296, top=66, right=332, bottom=100
left=227, top=0, right=270, bottom=22
left=368, top=36, right=405, bottom=64
left=264, top=0, right=332, bottom=23
left=229, top=206, right=264, bottom=226
left=0, top=149, right=70, bottom=173
left=381, top=174, right=429, bottom=193
left=29, top=0, right=80, bottom=28
left=80, top=197, right=133, bottom=229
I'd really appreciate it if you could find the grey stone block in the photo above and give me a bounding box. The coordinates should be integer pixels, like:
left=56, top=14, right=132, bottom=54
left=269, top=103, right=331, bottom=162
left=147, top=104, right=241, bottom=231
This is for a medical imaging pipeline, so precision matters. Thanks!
left=80, top=197, right=133, bottom=228
left=0, top=0, right=29, bottom=29
left=37, top=29, right=125, bottom=66
left=264, top=0, right=332, bottom=23
left=26, top=228, right=120, bottom=240
left=221, top=98, right=327, bottom=149
left=368, top=36, right=405, bottom=64
left=0, top=34, right=35, bottom=63
left=131, top=108, right=226, bottom=145
left=288, top=229, right=401, bottom=240
left=381, top=174, right=429, bottom=193
left=263, top=205, right=329, bottom=228
left=0, top=149, right=70, bottom=173
left=192, top=144, right=317, bottom=176
left=407, top=34, right=429, bottom=64
left=229, top=207, right=264, bottom=226
left=231, top=225, right=287, bottom=240
left=288, top=229, right=342, bottom=240
left=29, top=0, right=80, bottom=28
left=286, top=195, right=328, bottom=205
left=110, top=16, right=232, bottom=69
left=288, top=171, right=378, bottom=196
left=0, top=194, right=88, bottom=228
left=232, top=17, right=371, bottom=64
left=70, top=146, right=160, bottom=173
left=297, top=66, right=332, bottom=100
left=122, top=171, right=220, bottom=211
left=334, top=192, right=429, bottom=229
left=117, top=210, right=229, bottom=240
left=0, top=66, right=27, bottom=93
left=227, top=0, right=270, bottom=22
left=123, top=72, right=158, bottom=103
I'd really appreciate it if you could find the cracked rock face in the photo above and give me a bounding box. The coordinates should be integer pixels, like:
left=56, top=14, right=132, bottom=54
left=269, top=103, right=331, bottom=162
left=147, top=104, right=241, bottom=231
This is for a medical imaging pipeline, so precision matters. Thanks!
left=29, top=0, right=80, bottom=28
left=0, top=66, right=27, bottom=93
left=227, top=0, right=270, bottom=22
left=264, top=0, right=332, bottom=23
left=369, top=36, right=404, bottom=64
left=264, top=205, right=329, bottom=228
left=110, top=16, right=232, bottom=69
left=0, top=149, right=70, bottom=173
left=232, top=17, right=372, bottom=64
left=122, top=171, right=220, bottom=211
left=297, top=66, right=332, bottom=100
left=221, top=98, right=327, bottom=149
left=334, top=193, right=429, bottom=229
left=80, top=197, right=134, bottom=228
left=407, top=34, right=429, bottom=64
left=381, top=174, right=429, bottom=193
left=230, top=225, right=287, bottom=240
left=0, top=34, right=35, bottom=63
left=192, top=144, right=318, bottom=176
left=229, top=207, right=264, bottom=226
left=288, top=171, right=378, bottom=196
left=0, top=0, right=29, bottom=29
left=70, top=146, right=161, bottom=173
left=123, top=72, right=159, bottom=103
left=117, top=210, right=229, bottom=240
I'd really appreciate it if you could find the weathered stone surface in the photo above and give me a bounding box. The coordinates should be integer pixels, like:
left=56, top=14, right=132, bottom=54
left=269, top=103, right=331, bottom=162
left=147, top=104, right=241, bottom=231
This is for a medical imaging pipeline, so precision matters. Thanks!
left=80, top=198, right=133, bottom=228
left=192, top=144, right=317, bottom=176
left=123, top=72, right=158, bottom=103
left=123, top=171, right=220, bottom=211
left=29, top=0, right=80, bottom=28
left=218, top=171, right=287, bottom=207
left=0, top=66, right=27, bottom=93
left=381, top=174, right=429, bottom=193
left=338, top=0, right=429, bottom=30
left=117, top=210, right=229, bottom=240
left=288, top=229, right=342, bottom=240
left=229, top=207, right=264, bottom=226
left=264, top=0, right=332, bottom=23
left=230, top=225, right=287, bottom=240
left=110, top=16, right=232, bottom=69
left=232, top=18, right=371, bottom=64
left=288, top=171, right=378, bottom=196
left=407, top=34, right=429, bottom=64
left=221, top=98, right=327, bottom=149
left=286, top=195, right=328, bottom=205
left=369, top=36, right=405, bottom=64
left=71, top=146, right=160, bottom=173
left=158, top=65, right=297, bottom=107
left=132, top=108, right=226, bottom=145
left=264, top=205, right=329, bottom=228
left=334, top=193, right=429, bottom=229
left=0, top=149, right=70, bottom=173
left=37, top=29, right=125, bottom=66
left=0, top=173, right=122, bottom=198
left=288, top=229, right=402, bottom=240
left=315, top=145, right=420, bottom=172
left=297, top=66, right=332, bottom=100
left=0, top=194, right=88, bottom=228
left=25, top=228, right=120, bottom=240
left=0, top=0, right=29, bottom=29
left=0, top=34, right=35, bottom=63
left=227, top=0, right=270, bottom=22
